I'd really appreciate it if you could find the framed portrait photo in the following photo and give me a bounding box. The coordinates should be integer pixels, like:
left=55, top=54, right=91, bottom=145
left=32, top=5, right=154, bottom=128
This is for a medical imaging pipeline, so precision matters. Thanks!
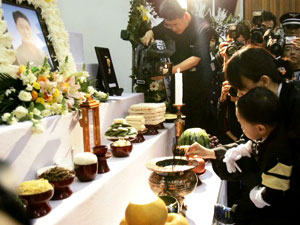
left=95, top=47, right=123, bottom=96
left=2, top=0, right=58, bottom=69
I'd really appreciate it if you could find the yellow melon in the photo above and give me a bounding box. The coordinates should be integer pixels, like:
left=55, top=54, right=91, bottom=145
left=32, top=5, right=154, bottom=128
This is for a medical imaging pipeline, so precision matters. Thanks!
left=119, top=217, right=128, bottom=225
left=125, top=197, right=168, bottom=225
left=165, top=213, right=189, bottom=225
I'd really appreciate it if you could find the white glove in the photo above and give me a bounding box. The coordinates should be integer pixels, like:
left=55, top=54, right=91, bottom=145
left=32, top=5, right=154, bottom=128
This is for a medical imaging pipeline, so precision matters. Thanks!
left=249, top=186, right=270, bottom=208
left=223, top=140, right=252, bottom=173
left=141, top=30, right=154, bottom=46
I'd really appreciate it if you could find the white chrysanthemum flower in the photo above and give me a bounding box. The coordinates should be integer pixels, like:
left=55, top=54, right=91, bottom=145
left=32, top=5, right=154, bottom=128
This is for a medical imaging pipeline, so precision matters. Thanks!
left=41, top=109, right=52, bottom=117
left=26, top=84, right=33, bottom=91
left=33, top=108, right=41, bottom=116
left=149, top=81, right=160, bottom=91
left=8, top=117, right=18, bottom=125
left=32, top=123, right=45, bottom=134
left=1, top=113, right=11, bottom=122
left=18, top=90, right=32, bottom=102
left=87, top=86, right=95, bottom=95
left=5, top=87, right=16, bottom=96
left=51, top=103, right=62, bottom=114
left=13, top=106, right=28, bottom=119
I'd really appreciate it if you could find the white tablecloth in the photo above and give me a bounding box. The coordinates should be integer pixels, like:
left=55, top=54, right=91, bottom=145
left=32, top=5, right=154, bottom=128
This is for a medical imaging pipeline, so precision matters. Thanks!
left=34, top=123, right=176, bottom=225
left=0, top=93, right=144, bottom=183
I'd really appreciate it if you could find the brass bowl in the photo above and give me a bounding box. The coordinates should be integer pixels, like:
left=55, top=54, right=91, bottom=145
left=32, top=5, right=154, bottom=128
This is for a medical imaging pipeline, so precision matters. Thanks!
left=146, top=157, right=198, bottom=202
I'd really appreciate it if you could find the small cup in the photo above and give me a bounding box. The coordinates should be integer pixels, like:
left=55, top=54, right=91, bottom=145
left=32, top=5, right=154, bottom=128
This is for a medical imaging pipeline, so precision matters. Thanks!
left=73, top=152, right=98, bottom=182
left=93, top=145, right=108, bottom=157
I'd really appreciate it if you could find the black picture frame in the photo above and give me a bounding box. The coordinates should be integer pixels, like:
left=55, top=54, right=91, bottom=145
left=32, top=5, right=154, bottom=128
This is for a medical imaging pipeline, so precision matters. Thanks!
left=2, top=0, right=58, bottom=70
left=95, top=47, right=123, bottom=96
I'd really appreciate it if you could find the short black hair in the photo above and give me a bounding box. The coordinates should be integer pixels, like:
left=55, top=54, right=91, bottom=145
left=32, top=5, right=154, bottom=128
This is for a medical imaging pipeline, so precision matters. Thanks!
left=236, top=87, right=280, bottom=127
left=158, top=0, right=186, bottom=20
left=262, top=11, right=277, bottom=28
left=225, top=45, right=283, bottom=90
left=12, top=11, right=30, bottom=25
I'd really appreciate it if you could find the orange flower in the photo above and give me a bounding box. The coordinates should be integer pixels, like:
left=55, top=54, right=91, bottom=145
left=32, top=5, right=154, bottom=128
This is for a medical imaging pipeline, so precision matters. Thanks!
left=37, top=76, right=47, bottom=82
left=44, top=93, right=53, bottom=102
left=31, top=90, right=38, bottom=100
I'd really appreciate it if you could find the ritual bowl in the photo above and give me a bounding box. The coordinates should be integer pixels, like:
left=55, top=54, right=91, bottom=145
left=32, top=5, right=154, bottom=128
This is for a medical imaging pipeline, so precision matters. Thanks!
left=110, top=143, right=133, bottom=157
left=93, top=145, right=108, bottom=157
left=73, top=152, right=98, bottom=182
left=38, top=166, right=75, bottom=200
left=50, top=176, right=75, bottom=200
left=146, top=156, right=198, bottom=205
left=74, top=163, right=98, bottom=182
left=19, top=189, right=54, bottom=218
left=159, top=195, right=179, bottom=213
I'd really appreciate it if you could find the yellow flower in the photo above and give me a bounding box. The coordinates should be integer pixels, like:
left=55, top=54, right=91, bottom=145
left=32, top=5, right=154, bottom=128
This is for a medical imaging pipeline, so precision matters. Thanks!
left=33, top=82, right=40, bottom=90
left=61, top=83, right=70, bottom=93
left=45, top=0, right=52, bottom=2
left=18, top=65, right=26, bottom=75
left=36, top=97, right=45, bottom=104
left=52, top=88, right=60, bottom=98
left=143, top=15, right=149, bottom=21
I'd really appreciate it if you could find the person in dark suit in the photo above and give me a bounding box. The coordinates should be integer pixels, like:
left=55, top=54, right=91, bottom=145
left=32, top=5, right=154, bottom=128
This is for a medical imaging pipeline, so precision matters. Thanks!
left=141, top=0, right=213, bottom=130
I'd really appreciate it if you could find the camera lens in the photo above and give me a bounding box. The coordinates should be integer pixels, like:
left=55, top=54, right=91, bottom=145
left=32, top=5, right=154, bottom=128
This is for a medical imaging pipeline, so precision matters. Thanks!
left=229, top=87, right=238, bottom=97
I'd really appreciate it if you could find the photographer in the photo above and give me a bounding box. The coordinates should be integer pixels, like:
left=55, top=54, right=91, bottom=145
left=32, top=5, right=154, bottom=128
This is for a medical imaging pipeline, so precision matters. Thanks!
left=216, top=22, right=250, bottom=70
left=141, top=0, right=213, bottom=129
left=252, top=10, right=277, bottom=30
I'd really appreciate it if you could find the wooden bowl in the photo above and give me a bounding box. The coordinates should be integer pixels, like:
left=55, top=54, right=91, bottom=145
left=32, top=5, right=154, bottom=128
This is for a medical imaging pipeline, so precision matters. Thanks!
left=19, top=189, right=54, bottom=218
left=110, top=143, right=133, bottom=157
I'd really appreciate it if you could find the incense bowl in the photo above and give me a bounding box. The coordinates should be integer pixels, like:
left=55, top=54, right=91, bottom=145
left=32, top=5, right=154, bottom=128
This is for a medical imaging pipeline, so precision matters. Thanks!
left=145, top=156, right=198, bottom=205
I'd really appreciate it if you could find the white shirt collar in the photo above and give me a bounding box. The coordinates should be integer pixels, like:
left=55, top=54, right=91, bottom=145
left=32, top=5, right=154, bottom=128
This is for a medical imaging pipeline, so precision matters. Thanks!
left=277, top=83, right=282, bottom=97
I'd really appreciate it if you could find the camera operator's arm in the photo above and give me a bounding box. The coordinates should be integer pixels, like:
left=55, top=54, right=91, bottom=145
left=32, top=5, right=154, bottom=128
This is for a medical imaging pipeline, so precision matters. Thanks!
left=172, top=56, right=201, bottom=74
left=141, top=30, right=154, bottom=46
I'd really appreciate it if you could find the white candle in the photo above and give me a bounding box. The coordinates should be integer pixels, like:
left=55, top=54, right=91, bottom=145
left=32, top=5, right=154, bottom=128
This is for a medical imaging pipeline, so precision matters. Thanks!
left=175, top=68, right=183, bottom=105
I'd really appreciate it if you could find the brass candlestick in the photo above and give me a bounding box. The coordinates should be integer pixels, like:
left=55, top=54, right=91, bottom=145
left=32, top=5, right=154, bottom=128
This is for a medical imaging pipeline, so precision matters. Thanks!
left=173, top=104, right=185, bottom=142
left=79, top=96, right=101, bottom=152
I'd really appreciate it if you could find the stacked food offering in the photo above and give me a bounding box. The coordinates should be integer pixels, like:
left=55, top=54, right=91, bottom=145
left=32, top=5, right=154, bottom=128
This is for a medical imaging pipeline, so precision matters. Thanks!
left=125, top=115, right=146, bottom=132
left=104, top=118, right=138, bottom=141
left=128, top=103, right=166, bottom=126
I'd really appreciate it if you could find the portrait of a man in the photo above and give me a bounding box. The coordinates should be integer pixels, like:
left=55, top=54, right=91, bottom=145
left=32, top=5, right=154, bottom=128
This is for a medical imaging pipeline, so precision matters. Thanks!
left=2, top=3, right=53, bottom=67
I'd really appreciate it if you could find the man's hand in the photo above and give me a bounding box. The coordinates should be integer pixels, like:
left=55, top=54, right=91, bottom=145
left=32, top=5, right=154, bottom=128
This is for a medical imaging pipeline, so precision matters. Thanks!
left=141, top=30, right=154, bottom=46
left=186, top=142, right=216, bottom=159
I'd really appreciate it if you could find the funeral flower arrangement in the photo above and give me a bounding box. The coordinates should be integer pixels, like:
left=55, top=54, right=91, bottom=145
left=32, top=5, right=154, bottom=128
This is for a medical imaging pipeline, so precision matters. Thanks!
left=0, top=60, right=108, bottom=133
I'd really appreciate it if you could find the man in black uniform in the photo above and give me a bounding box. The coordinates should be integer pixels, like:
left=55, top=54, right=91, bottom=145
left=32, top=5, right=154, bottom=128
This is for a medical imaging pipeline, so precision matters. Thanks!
left=142, top=0, right=213, bottom=130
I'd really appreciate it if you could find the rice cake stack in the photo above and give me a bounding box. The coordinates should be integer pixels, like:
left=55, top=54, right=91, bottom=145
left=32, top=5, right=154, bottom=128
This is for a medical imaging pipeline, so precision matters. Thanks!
left=125, top=115, right=146, bottom=132
left=128, top=103, right=166, bottom=125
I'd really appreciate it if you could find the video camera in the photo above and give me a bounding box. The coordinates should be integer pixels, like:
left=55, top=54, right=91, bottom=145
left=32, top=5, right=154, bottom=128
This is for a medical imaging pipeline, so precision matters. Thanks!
left=264, top=28, right=285, bottom=57
left=135, top=40, right=175, bottom=82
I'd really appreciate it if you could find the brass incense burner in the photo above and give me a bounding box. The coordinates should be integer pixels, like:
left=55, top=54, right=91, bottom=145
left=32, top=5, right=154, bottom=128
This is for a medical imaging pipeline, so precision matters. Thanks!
left=146, top=156, right=198, bottom=210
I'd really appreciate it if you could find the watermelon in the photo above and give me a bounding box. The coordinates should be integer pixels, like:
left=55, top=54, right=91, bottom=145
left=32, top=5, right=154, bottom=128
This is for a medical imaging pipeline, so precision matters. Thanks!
left=178, top=128, right=210, bottom=148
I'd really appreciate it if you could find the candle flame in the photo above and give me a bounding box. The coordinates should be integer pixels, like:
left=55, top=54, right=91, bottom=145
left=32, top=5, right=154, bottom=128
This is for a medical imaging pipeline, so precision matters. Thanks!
left=177, top=68, right=180, bottom=73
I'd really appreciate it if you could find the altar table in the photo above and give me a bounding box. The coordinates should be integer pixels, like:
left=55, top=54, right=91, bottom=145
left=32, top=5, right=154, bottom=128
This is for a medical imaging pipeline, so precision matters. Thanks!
left=0, top=93, right=144, bottom=183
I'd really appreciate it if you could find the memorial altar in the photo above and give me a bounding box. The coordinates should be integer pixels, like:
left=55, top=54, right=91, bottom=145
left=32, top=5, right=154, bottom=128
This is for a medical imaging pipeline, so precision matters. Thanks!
left=0, top=93, right=224, bottom=225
